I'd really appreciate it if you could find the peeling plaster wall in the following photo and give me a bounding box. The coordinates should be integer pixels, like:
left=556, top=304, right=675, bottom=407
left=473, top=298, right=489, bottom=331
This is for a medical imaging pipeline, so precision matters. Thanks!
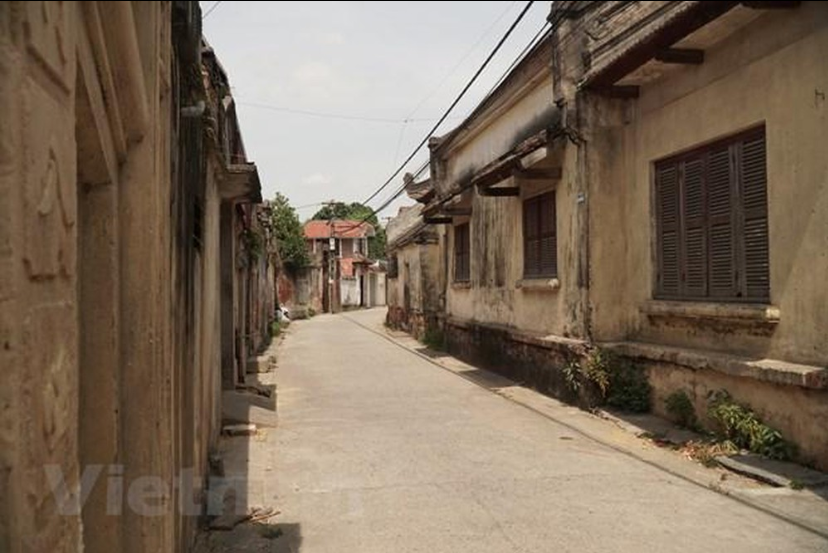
left=435, top=62, right=588, bottom=339
left=445, top=161, right=585, bottom=338
left=441, top=79, right=556, bottom=195
left=589, top=3, right=828, bottom=367
left=0, top=3, right=260, bottom=551
left=582, top=3, right=828, bottom=468
left=386, top=240, right=443, bottom=339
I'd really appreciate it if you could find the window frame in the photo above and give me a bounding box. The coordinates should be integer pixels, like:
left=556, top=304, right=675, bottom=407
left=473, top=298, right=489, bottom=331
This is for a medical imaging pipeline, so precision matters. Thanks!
left=522, top=190, right=557, bottom=279
left=653, top=126, right=769, bottom=303
left=453, top=222, right=471, bottom=283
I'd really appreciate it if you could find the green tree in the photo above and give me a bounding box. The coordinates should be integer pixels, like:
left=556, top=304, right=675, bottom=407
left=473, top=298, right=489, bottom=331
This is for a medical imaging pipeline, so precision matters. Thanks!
left=268, top=193, right=309, bottom=272
left=311, top=201, right=387, bottom=260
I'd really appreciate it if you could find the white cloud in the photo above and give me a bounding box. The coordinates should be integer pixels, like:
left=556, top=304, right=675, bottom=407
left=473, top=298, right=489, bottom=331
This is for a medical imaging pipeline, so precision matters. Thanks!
left=303, top=173, right=333, bottom=186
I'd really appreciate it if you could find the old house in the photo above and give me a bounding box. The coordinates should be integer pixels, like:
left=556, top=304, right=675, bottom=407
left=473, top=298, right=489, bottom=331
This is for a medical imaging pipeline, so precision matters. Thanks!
left=304, top=219, right=376, bottom=312
left=386, top=180, right=445, bottom=340
left=0, top=2, right=274, bottom=551
left=407, top=1, right=827, bottom=470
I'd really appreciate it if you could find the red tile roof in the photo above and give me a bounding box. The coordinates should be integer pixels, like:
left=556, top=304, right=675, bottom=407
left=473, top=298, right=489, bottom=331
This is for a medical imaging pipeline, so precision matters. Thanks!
left=304, top=219, right=375, bottom=239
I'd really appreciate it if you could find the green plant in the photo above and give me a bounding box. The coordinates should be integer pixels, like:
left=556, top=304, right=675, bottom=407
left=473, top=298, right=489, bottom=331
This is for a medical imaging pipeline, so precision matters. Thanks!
left=605, top=357, right=652, bottom=413
left=561, top=348, right=650, bottom=412
left=665, top=390, right=698, bottom=429
left=268, top=193, right=309, bottom=272
left=242, top=228, right=264, bottom=262
left=421, top=327, right=445, bottom=351
left=707, top=390, right=794, bottom=460
left=562, top=361, right=582, bottom=394
left=307, top=307, right=317, bottom=318
left=582, top=348, right=611, bottom=397
left=270, top=320, right=281, bottom=338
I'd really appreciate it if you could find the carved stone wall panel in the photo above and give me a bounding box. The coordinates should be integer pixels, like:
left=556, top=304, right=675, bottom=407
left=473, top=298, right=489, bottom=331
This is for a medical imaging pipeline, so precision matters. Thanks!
left=20, top=301, right=80, bottom=552
left=23, top=1, right=74, bottom=92
left=22, top=77, right=77, bottom=280
left=0, top=45, right=20, bottom=301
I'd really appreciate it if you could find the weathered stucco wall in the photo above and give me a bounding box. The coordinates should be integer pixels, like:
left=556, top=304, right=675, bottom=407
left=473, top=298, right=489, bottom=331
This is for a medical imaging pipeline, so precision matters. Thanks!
left=341, top=276, right=360, bottom=307
left=442, top=79, right=556, bottom=193
left=386, top=236, right=444, bottom=339
left=644, top=359, right=828, bottom=471
left=0, top=3, right=264, bottom=551
left=589, top=3, right=828, bottom=367
left=445, top=153, right=585, bottom=339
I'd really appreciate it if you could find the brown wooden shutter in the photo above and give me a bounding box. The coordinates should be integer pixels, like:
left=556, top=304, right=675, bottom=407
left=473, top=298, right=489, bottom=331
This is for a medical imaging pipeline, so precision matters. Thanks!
left=656, top=164, right=680, bottom=296
left=681, top=157, right=706, bottom=297
left=454, top=223, right=470, bottom=282
left=539, top=192, right=557, bottom=277
left=523, top=192, right=557, bottom=278
left=706, top=145, right=737, bottom=298
left=738, top=131, right=769, bottom=300
left=523, top=197, right=540, bottom=277
left=656, top=126, right=768, bottom=302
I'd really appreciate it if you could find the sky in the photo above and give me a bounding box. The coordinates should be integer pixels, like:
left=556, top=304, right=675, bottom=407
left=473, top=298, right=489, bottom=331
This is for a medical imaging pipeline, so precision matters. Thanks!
left=200, top=1, right=551, bottom=221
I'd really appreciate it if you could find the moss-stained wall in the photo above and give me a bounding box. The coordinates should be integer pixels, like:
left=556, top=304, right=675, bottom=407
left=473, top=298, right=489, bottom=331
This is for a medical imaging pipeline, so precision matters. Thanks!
left=589, top=3, right=828, bottom=367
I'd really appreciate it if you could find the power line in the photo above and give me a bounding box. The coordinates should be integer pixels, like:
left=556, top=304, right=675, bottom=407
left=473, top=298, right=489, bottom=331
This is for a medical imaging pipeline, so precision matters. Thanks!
left=403, top=0, right=520, bottom=121
left=387, top=1, right=519, bottom=188
left=294, top=201, right=326, bottom=210
left=339, top=6, right=548, bottom=233
left=359, top=0, right=538, bottom=209
left=407, top=3, right=593, bottom=217
left=203, top=1, right=223, bottom=19
left=237, top=101, right=451, bottom=124
left=345, top=1, right=590, bottom=230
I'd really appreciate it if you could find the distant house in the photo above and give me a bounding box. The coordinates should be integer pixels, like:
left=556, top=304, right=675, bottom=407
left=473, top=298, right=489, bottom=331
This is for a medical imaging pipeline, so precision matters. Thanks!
left=303, top=220, right=384, bottom=312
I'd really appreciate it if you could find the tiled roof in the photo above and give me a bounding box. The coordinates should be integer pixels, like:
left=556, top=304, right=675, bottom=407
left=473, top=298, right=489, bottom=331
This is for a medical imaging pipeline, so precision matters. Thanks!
left=304, top=219, right=375, bottom=239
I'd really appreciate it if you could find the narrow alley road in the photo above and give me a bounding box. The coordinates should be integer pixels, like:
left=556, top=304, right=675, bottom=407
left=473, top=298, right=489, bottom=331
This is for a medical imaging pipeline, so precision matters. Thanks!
left=262, top=309, right=826, bottom=553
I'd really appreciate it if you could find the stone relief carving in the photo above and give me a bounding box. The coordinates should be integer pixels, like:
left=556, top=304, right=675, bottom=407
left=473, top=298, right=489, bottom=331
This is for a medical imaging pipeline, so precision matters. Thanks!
left=21, top=301, right=79, bottom=550
left=23, top=79, right=76, bottom=280
left=23, top=0, right=72, bottom=91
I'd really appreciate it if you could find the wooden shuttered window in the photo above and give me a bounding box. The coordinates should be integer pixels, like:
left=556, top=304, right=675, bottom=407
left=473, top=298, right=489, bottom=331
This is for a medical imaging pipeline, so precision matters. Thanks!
left=655, top=127, right=769, bottom=302
left=454, top=223, right=470, bottom=282
left=523, top=191, right=557, bottom=278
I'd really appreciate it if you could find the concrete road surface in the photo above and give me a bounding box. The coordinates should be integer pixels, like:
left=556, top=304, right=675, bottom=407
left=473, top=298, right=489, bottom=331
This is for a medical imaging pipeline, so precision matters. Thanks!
left=207, top=309, right=828, bottom=552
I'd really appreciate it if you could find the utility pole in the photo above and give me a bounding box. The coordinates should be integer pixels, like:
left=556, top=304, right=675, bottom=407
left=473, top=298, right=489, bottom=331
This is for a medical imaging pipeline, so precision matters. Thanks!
left=321, top=200, right=338, bottom=313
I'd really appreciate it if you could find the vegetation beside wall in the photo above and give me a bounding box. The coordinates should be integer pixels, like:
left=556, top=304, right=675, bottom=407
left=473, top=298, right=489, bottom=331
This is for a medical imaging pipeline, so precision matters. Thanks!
left=665, top=389, right=699, bottom=430
left=563, top=347, right=652, bottom=412
left=707, top=390, right=795, bottom=460
left=268, top=193, right=309, bottom=272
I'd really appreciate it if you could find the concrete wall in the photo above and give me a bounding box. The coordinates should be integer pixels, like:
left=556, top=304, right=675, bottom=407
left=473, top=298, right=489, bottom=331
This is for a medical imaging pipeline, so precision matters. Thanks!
left=590, top=4, right=828, bottom=368
left=341, top=276, right=360, bottom=308
left=368, top=271, right=387, bottom=307
left=387, top=236, right=444, bottom=339
left=445, top=167, right=585, bottom=338
left=0, top=2, right=267, bottom=550
left=579, top=3, right=828, bottom=468
left=643, top=358, right=828, bottom=469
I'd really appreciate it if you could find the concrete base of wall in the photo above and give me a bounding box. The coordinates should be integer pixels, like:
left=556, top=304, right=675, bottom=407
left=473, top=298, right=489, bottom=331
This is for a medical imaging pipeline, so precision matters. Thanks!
left=387, top=306, right=424, bottom=339
left=441, top=318, right=828, bottom=471
left=638, top=358, right=828, bottom=472
left=386, top=307, right=443, bottom=342
left=444, top=319, right=591, bottom=408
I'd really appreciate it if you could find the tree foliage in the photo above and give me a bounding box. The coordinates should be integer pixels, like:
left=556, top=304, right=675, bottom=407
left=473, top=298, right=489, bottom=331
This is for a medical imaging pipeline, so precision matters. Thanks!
left=268, top=193, right=308, bottom=272
left=311, top=201, right=387, bottom=260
